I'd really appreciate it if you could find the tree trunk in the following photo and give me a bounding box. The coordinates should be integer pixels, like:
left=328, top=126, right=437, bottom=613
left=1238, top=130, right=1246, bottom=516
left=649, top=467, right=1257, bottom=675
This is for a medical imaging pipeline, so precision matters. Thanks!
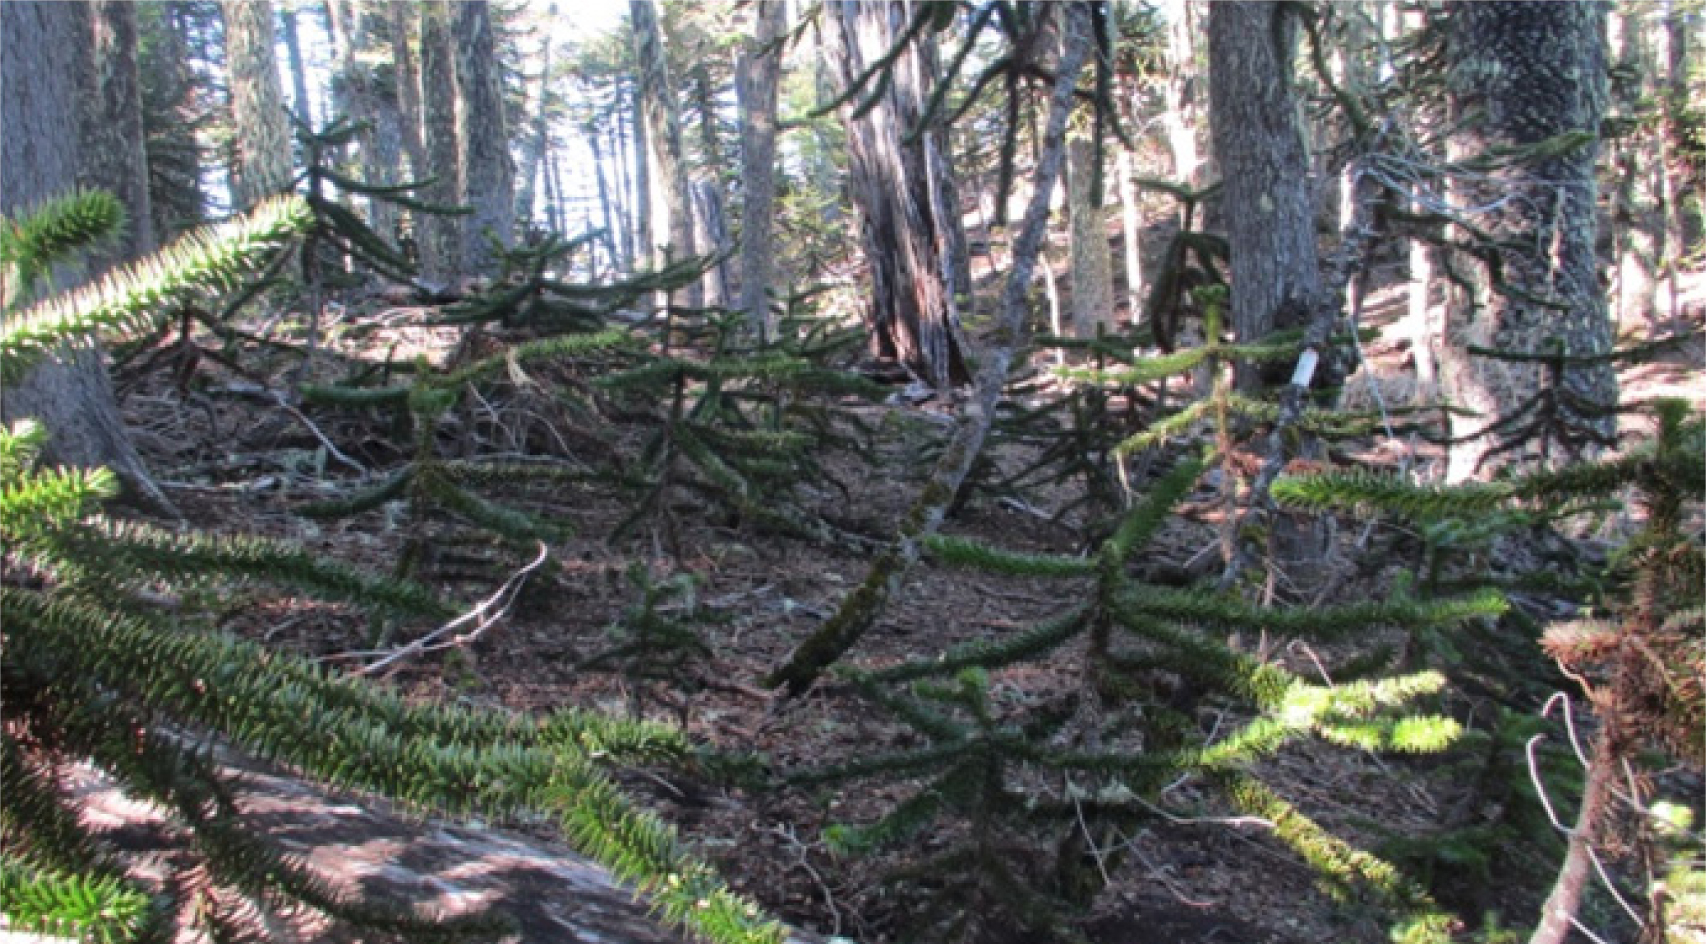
left=417, top=0, right=462, bottom=286
left=1207, top=1, right=1320, bottom=384
left=2, top=1, right=169, bottom=513
left=588, top=132, right=621, bottom=269
left=609, top=115, right=635, bottom=268
left=737, top=0, right=786, bottom=337
left=515, top=9, right=556, bottom=228
left=1068, top=132, right=1115, bottom=338
left=630, top=77, right=653, bottom=275
left=326, top=0, right=402, bottom=247
left=1115, top=144, right=1143, bottom=327
left=1161, top=0, right=1203, bottom=214
left=1610, top=6, right=1660, bottom=330
left=691, top=67, right=731, bottom=309
left=454, top=0, right=515, bottom=274
left=222, top=0, right=292, bottom=212
left=630, top=0, right=698, bottom=307
left=826, top=0, right=970, bottom=390
left=79, top=0, right=157, bottom=268
left=137, top=2, right=206, bottom=242
left=278, top=2, right=313, bottom=127
left=767, top=2, right=1093, bottom=696
left=389, top=1, right=427, bottom=177
left=1440, top=1, right=1618, bottom=483
left=1207, top=1, right=1328, bottom=576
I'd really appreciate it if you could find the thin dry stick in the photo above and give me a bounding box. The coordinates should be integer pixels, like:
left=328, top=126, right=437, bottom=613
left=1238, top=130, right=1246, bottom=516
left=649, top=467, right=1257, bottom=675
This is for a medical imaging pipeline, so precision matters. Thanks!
left=349, top=541, right=550, bottom=677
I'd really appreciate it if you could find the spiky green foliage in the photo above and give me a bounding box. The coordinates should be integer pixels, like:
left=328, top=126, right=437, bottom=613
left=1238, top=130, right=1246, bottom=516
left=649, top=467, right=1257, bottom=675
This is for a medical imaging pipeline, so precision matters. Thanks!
left=1, top=196, right=312, bottom=383
left=0, top=194, right=787, bottom=944
left=0, top=856, right=157, bottom=944
left=794, top=446, right=1489, bottom=941
left=0, top=189, right=126, bottom=297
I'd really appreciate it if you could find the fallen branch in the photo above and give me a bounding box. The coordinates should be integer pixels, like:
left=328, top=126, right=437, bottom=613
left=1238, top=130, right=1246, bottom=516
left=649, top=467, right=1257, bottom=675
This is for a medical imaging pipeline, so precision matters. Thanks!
left=338, top=542, right=550, bottom=678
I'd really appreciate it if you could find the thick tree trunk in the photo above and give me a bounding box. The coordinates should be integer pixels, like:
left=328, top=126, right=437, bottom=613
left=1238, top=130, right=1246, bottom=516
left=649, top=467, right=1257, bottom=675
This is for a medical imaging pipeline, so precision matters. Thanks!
left=2, top=1, right=169, bottom=513
left=454, top=0, right=515, bottom=274
left=737, top=0, right=786, bottom=337
left=1207, top=1, right=1328, bottom=576
left=417, top=0, right=462, bottom=286
left=222, top=0, right=293, bottom=212
left=79, top=0, right=157, bottom=268
left=826, top=0, right=970, bottom=390
left=1207, top=1, right=1320, bottom=386
left=1068, top=132, right=1115, bottom=338
left=630, top=0, right=698, bottom=308
left=1440, top=1, right=1618, bottom=482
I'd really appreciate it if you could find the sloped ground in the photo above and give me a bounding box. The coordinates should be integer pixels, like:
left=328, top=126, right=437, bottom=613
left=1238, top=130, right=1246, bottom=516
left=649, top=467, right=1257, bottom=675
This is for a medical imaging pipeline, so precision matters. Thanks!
left=93, top=263, right=1705, bottom=944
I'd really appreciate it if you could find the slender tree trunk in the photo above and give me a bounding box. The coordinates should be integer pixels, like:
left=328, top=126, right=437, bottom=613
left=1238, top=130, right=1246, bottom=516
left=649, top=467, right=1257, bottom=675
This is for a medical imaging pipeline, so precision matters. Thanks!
left=609, top=115, right=635, bottom=269
left=80, top=0, right=157, bottom=267
left=1068, top=132, right=1115, bottom=338
left=389, top=2, right=427, bottom=177
left=630, top=0, right=697, bottom=308
left=1162, top=0, right=1202, bottom=213
left=1440, top=1, right=1618, bottom=482
left=454, top=0, right=515, bottom=273
left=278, top=2, right=313, bottom=126
left=630, top=77, right=653, bottom=275
left=418, top=0, right=461, bottom=285
left=515, top=8, right=556, bottom=227
left=138, top=2, right=206, bottom=241
left=222, top=0, right=292, bottom=212
left=1115, top=143, right=1143, bottom=327
left=737, top=0, right=786, bottom=336
left=326, top=0, right=401, bottom=245
left=826, top=0, right=970, bottom=389
left=1611, top=7, right=1659, bottom=330
left=588, top=131, right=621, bottom=269
left=691, top=68, right=732, bottom=308
left=2, top=0, right=170, bottom=513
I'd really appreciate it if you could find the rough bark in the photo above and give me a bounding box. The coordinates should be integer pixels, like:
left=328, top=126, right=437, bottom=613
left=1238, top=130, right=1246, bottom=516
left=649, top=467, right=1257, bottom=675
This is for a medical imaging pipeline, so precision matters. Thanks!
left=1207, top=1, right=1329, bottom=575
left=79, top=0, right=157, bottom=268
left=454, top=0, right=516, bottom=274
left=417, top=0, right=462, bottom=285
left=1207, top=1, right=1321, bottom=386
left=1440, top=1, right=1618, bottom=482
left=825, top=0, right=970, bottom=390
left=1067, top=131, right=1115, bottom=337
left=1, top=1, right=169, bottom=513
left=736, top=0, right=786, bottom=336
left=767, top=2, right=1092, bottom=695
left=630, top=0, right=698, bottom=307
left=222, top=0, right=293, bottom=212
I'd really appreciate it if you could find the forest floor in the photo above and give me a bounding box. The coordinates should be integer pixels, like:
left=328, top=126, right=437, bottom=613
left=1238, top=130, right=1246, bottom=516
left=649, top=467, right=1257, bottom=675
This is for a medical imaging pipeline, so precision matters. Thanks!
left=110, top=263, right=1705, bottom=944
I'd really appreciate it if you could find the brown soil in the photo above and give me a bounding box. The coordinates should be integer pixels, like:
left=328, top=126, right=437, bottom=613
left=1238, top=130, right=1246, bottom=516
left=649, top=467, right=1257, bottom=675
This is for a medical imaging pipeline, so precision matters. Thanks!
left=105, top=264, right=1705, bottom=944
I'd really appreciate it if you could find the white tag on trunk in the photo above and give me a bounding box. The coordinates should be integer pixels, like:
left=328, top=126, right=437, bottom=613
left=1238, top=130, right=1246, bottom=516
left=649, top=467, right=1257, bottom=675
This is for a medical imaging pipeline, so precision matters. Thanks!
left=1290, top=349, right=1318, bottom=388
